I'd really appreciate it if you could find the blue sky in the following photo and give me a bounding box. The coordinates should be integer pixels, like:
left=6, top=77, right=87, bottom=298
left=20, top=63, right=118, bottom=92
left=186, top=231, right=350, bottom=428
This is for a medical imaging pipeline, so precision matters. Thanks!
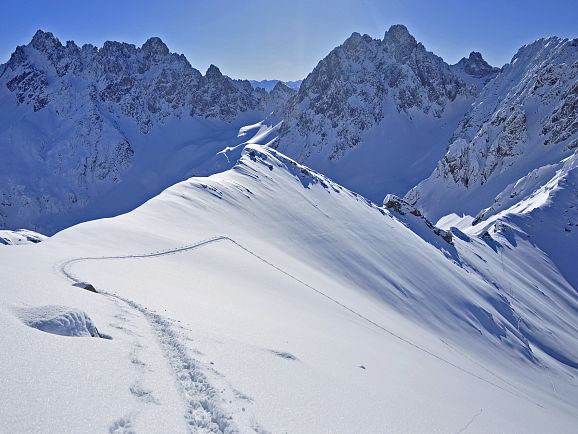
left=2, top=0, right=577, bottom=81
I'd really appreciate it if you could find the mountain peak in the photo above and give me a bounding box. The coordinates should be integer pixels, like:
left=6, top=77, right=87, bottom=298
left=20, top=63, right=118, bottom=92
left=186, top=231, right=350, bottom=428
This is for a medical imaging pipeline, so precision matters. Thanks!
left=383, top=24, right=417, bottom=48
left=346, top=31, right=362, bottom=42
left=457, top=51, right=498, bottom=78
left=382, top=24, right=419, bottom=61
left=342, top=32, right=373, bottom=51
left=30, top=29, right=62, bottom=52
left=142, top=36, right=169, bottom=57
left=206, top=64, right=223, bottom=78
left=468, top=51, right=484, bottom=61
left=271, top=81, right=292, bottom=93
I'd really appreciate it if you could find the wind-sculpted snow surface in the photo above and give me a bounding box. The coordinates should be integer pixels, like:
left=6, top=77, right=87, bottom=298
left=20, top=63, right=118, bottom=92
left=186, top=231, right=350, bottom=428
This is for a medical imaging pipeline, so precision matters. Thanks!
left=0, top=31, right=294, bottom=234
left=2, top=143, right=576, bottom=432
left=275, top=25, right=497, bottom=201
left=16, top=305, right=101, bottom=337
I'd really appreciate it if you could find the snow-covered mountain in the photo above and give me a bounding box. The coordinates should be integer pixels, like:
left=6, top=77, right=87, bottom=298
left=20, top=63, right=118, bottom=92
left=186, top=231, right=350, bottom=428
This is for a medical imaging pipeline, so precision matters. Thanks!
left=0, top=31, right=294, bottom=234
left=399, top=36, right=578, bottom=298
left=274, top=25, right=498, bottom=201
left=1, top=143, right=577, bottom=432
left=405, top=36, right=578, bottom=222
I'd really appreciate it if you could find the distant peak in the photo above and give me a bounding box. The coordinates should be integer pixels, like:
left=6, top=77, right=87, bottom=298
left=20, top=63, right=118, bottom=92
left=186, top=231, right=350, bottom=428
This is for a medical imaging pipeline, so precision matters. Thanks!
left=31, top=29, right=56, bottom=42
left=142, top=37, right=169, bottom=57
left=383, top=24, right=417, bottom=47
left=30, top=29, right=62, bottom=52
left=457, top=51, right=498, bottom=78
left=206, top=64, right=223, bottom=78
left=468, top=51, right=484, bottom=61
left=271, top=81, right=293, bottom=94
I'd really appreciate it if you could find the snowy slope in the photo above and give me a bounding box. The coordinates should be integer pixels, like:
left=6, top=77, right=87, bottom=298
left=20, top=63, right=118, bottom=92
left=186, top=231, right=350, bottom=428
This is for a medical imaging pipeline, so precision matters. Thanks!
left=401, top=37, right=578, bottom=300
left=1, top=143, right=577, bottom=433
left=0, top=31, right=294, bottom=234
left=275, top=25, right=497, bottom=202
left=439, top=150, right=578, bottom=293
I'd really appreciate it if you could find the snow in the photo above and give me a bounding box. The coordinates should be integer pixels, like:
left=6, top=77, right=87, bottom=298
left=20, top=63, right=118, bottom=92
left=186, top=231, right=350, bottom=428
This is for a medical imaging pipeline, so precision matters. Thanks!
left=1, top=27, right=578, bottom=434
left=1, top=143, right=577, bottom=432
left=16, top=305, right=101, bottom=338
left=0, top=229, right=47, bottom=245
left=407, top=35, right=578, bottom=222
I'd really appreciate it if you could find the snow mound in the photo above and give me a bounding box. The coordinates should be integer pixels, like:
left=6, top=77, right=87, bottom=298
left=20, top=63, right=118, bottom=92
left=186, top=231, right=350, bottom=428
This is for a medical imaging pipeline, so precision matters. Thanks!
left=0, top=229, right=47, bottom=245
left=16, top=305, right=101, bottom=337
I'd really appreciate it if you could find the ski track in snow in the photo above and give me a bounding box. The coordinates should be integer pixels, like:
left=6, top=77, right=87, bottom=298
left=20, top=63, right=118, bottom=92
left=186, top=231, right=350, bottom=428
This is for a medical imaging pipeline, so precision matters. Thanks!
left=58, top=235, right=546, bottom=431
left=454, top=408, right=483, bottom=434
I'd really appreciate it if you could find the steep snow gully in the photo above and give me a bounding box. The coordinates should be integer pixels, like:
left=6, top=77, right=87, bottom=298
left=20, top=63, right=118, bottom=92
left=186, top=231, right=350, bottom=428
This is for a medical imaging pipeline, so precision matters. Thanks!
left=58, top=235, right=545, bottom=432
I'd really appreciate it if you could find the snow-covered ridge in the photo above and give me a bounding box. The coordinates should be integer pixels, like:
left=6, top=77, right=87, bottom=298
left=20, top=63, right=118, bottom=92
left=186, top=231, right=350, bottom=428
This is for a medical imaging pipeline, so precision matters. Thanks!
left=2, top=141, right=577, bottom=431
left=462, top=151, right=578, bottom=291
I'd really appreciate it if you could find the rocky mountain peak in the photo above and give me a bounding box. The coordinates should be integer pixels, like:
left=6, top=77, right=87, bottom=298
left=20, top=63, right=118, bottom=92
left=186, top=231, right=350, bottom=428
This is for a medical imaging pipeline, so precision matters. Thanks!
left=341, top=32, right=373, bottom=52
left=30, top=29, right=62, bottom=53
left=101, top=40, right=137, bottom=56
left=275, top=24, right=479, bottom=201
left=205, top=64, right=223, bottom=79
left=278, top=24, right=474, bottom=150
left=468, top=51, right=485, bottom=62
left=457, top=51, right=499, bottom=78
left=406, top=36, right=578, bottom=221
left=142, top=36, right=170, bottom=59
left=383, top=24, right=418, bottom=58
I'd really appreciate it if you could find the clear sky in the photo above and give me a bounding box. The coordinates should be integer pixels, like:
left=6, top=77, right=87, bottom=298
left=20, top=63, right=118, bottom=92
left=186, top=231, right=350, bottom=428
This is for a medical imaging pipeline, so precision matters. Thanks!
left=2, top=0, right=577, bottom=81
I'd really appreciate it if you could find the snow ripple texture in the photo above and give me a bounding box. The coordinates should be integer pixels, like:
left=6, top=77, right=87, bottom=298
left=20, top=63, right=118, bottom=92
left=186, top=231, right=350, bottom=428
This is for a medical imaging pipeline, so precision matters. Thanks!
left=16, top=305, right=100, bottom=338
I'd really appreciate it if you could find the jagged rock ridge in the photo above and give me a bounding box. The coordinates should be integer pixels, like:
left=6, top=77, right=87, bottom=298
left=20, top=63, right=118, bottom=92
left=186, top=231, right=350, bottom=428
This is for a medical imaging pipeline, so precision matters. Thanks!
left=274, top=25, right=497, bottom=201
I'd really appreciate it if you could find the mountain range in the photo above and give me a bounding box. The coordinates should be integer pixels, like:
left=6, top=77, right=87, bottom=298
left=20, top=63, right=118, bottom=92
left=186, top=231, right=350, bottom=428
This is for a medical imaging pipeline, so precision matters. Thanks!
left=1, top=25, right=578, bottom=433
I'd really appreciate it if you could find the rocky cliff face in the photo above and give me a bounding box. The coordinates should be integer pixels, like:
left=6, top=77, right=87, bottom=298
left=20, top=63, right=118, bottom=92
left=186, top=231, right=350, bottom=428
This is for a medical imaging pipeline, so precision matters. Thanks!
left=0, top=30, right=288, bottom=233
left=405, top=37, right=578, bottom=220
left=274, top=25, right=496, bottom=201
